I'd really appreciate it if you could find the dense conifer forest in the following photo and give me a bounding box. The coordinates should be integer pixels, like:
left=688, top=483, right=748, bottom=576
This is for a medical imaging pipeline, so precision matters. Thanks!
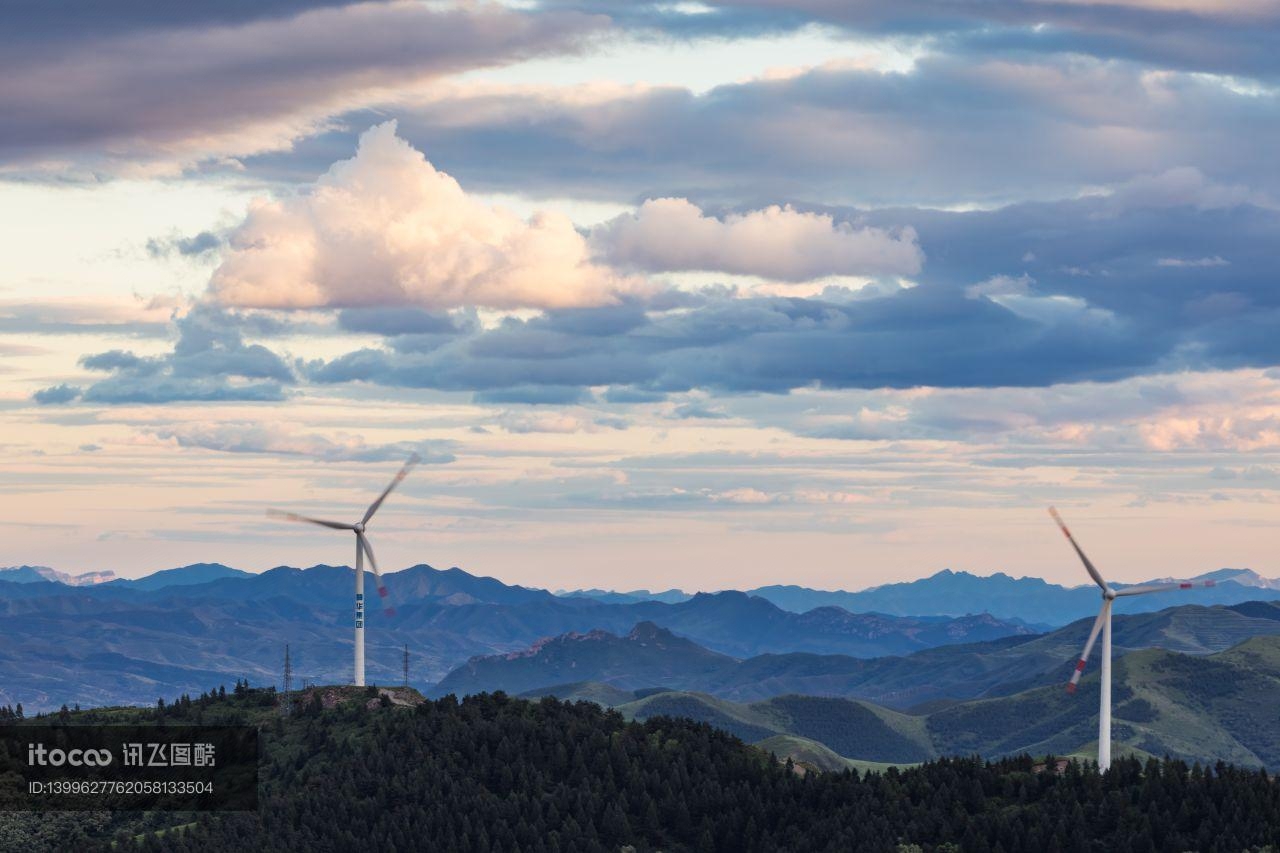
left=2, top=685, right=1279, bottom=852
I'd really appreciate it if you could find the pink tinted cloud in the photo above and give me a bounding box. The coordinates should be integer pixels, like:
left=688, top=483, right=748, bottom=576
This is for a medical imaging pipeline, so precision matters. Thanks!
left=212, top=122, right=643, bottom=310
left=594, top=198, right=922, bottom=280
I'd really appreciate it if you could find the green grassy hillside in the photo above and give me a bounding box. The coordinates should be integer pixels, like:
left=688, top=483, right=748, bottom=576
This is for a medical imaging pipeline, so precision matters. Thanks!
left=753, top=695, right=933, bottom=763
left=618, top=690, right=781, bottom=743
left=437, top=601, right=1280, bottom=713
left=752, top=734, right=859, bottom=773
left=927, top=635, right=1280, bottom=767
left=609, top=691, right=935, bottom=766
left=518, top=680, right=638, bottom=706
left=540, top=636, right=1280, bottom=771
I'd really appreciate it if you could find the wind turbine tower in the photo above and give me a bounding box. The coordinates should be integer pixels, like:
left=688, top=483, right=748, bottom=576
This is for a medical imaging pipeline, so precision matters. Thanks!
left=1048, top=507, right=1216, bottom=771
left=270, top=454, right=420, bottom=687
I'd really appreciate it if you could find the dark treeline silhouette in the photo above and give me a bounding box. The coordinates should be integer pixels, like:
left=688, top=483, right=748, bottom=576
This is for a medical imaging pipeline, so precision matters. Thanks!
left=4, top=688, right=1279, bottom=852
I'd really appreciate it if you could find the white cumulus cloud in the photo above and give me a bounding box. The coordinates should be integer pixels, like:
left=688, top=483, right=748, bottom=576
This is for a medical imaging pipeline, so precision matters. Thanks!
left=211, top=122, right=641, bottom=311
left=593, top=197, right=923, bottom=281
left=1156, top=255, right=1230, bottom=267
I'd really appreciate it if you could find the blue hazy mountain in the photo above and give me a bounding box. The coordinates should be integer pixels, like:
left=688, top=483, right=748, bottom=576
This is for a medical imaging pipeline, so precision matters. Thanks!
left=434, top=600, right=1280, bottom=711
left=746, top=568, right=1279, bottom=624
left=0, top=563, right=1033, bottom=711
left=6, top=560, right=1277, bottom=713
left=560, top=569, right=1280, bottom=625
left=116, top=563, right=252, bottom=590
left=514, top=634, right=1280, bottom=770
left=555, top=588, right=694, bottom=605
left=0, top=566, right=55, bottom=583
left=0, top=565, right=115, bottom=585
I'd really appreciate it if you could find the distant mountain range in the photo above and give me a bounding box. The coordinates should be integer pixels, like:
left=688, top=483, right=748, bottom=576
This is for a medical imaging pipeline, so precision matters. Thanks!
left=121, top=563, right=251, bottom=590
left=434, top=601, right=1280, bottom=710
left=4, top=559, right=1277, bottom=713
left=12, top=562, right=1277, bottom=625
left=0, top=563, right=1035, bottom=711
left=5, top=558, right=1278, bottom=774
left=0, top=565, right=116, bottom=586
left=562, top=567, right=1280, bottom=626
left=555, top=588, right=693, bottom=605
left=517, top=633, right=1280, bottom=770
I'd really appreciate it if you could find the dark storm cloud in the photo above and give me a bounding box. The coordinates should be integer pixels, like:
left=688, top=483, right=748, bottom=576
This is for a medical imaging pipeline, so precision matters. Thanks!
left=146, top=230, right=223, bottom=258
left=32, top=384, right=81, bottom=405
left=604, top=387, right=668, bottom=404
left=1, top=2, right=606, bottom=172
left=7, top=0, right=356, bottom=43
left=298, top=287, right=1150, bottom=397
left=542, top=0, right=1280, bottom=79
left=291, top=188, right=1280, bottom=397
left=473, top=386, right=595, bottom=406
left=845, top=178, right=1280, bottom=365
left=336, top=307, right=466, bottom=337
left=81, top=380, right=286, bottom=405
left=52, top=180, right=1280, bottom=404
left=80, top=351, right=150, bottom=372
left=671, top=403, right=731, bottom=420
left=248, top=54, right=1279, bottom=208
left=54, top=306, right=295, bottom=404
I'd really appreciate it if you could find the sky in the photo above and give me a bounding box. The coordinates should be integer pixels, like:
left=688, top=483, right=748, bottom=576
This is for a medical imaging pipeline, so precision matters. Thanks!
left=2, top=0, right=1279, bottom=591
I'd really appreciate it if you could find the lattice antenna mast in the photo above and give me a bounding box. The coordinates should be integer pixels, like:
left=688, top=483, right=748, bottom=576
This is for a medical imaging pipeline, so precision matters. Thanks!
left=282, top=643, right=294, bottom=713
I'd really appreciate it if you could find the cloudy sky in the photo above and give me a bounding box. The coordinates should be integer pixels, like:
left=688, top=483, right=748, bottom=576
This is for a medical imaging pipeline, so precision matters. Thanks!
left=3, top=0, right=1279, bottom=591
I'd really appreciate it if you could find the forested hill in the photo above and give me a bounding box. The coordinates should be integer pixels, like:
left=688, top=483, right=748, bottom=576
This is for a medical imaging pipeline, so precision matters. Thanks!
left=4, top=688, right=1280, bottom=852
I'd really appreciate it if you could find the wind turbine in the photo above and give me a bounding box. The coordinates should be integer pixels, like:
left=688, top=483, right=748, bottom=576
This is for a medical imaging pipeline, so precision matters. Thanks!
left=269, top=454, right=420, bottom=687
left=1048, top=507, right=1216, bottom=771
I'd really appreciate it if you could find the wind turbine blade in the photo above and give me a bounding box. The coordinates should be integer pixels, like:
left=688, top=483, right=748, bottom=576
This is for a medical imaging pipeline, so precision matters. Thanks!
left=267, top=509, right=355, bottom=530
left=1067, top=602, right=1110, bottom=693
left=362, top=453, right=421, bottom=526
left=1048, top=507, right=1108, bottom=591
left=1114, top=579, right=1217, bottom=597
left=358, top=532, right=395, bottom=617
